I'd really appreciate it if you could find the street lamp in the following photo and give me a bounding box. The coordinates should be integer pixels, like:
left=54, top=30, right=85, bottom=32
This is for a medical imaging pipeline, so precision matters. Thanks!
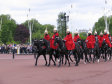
left=61, top=13, right=69, bottom=37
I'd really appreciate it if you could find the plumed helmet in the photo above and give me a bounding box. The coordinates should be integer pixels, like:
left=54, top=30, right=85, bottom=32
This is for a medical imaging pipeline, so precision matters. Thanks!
left=104, top=29, right=107, bottom=33
left=66, top=28, right=70, bottom=32
left=54, top=27, right=57, bottom=31
left=107, top=31, right=109, bottom=34
left=100, top=31, right=103, bottom=35
left=88, top=30, right=92, bottom=34
left=44, top=27, right=48, bottom=33
left=94, top=30, right=97, bottom=34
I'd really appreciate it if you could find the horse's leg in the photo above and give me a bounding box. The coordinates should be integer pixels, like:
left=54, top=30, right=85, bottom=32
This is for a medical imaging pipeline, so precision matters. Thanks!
left=43, top=54, right=47, bottom=66
left=64, top=56, right=67, bottom=65
left=85, top=51, right=89, bottom=63
left=69, top=50, right=74, bottom=62
left=93, top=49, right=96, bottom=63
left=34, top=52, right=36, bottom=59
left=52, top=55, right=56, bottom=66
left=80, top=48, right=83, bottom=60
left=48, top=49, right=56, bottom=66
left=35, top=54, right=40, bottom=66
left=62, top=54, right=64, bottom=65
left=97, top=51, right=100, bottom=63
left=77, top=53, right=81, bottom=66
left=109, top=50, right=112, bottom=60
left=104, top=50, right=107, bottom=62
left=73, top=50, right=78, bottom=66
left=48, top=54, right=52, bottom=66
left=58, top=54, right=61, bottom=67
left=65, top=54, right=70, bottom=66
left=69, top=55, right=74, bottom=62
left=89, top=49, right=92, bottom=62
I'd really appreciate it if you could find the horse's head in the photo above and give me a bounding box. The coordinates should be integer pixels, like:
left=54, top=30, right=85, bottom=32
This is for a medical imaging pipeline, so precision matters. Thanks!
left=39, top=39, right=45, bottom=46
left=81, top=40, right=87, bottom=49
left=32, top=39, right=40, bottom=52
left=33, top=39, right=39, bottom=47
left=77, top=38, right=82, bottom=45
left=54, top=36, right=60, bottom=46
left=42, top=38, right=50, bottom=51
left=102, top=40, right=108, bottom=48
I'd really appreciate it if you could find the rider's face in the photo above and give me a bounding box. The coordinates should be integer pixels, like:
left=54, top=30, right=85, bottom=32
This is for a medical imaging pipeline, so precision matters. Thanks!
left=54, top=30, right=57, bottom=33
left=66, top=31, right=70, bottom=34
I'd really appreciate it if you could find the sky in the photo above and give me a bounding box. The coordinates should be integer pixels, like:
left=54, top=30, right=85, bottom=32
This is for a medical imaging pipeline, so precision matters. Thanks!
left=0, top=0, right=112, bottom=32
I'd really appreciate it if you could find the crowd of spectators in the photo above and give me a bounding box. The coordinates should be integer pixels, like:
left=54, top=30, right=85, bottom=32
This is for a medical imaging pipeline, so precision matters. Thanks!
left=0, top=44, right=33, bottom=54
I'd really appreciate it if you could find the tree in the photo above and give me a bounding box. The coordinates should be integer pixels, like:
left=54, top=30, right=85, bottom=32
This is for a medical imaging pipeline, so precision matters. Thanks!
left=14, top=25, right=29, bottom=43
left=79, top=32, right=87, bottom=40
left=93, top=16, right=112, bottom=35
left=23, top=19, right=54, bottom=39
left=0, top=14, right=17, bottom=44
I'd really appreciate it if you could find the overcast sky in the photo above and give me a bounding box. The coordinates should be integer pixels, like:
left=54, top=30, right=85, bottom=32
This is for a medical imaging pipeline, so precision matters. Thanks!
left=0, top=0, right=112, bottom=32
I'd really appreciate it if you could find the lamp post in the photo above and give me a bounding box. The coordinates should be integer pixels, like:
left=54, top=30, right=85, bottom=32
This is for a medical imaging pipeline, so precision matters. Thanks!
left=104, top=0, right=109, bottom=32
left=27, top=8, right=32, bottom=45
left=61, top=13, right=69, bottom=37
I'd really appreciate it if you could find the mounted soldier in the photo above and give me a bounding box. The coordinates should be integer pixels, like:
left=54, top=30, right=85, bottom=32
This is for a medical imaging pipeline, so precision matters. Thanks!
left=73, top=29, right=81, bottom=42
left=103, top=29, right=111, bottom=48
left=44, top=27, right=50, bottom=41
left=48, top=27, right=59, bottom=66
left=64, top=28, right=75, bottom=51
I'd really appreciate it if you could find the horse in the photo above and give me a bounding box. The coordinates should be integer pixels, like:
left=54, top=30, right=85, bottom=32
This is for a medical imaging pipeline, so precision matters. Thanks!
left=54, top=36, right=70, bottom=67
left=100, top=40, right=111, bottom=62
left=77, top=39, right=90, bottom=64
left=54, top=36, right=81, bottom=66
left=33, top=39, right=54, bottom=66
left=93, top=41, right=100, bottom=63
left=84, top=40, right=95, bottom=63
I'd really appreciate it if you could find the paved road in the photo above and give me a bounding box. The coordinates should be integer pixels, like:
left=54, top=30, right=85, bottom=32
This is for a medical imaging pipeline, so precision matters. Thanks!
left=0, top=54, right=112, bottom=84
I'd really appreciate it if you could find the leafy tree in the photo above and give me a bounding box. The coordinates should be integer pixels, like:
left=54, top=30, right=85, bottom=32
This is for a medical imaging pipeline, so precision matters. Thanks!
left=0, top=14, right=55, bottom=43
left=0, top=14, right=17, bottom=44
left=1, top=25, right=10, bottom=44
left=93, top=16, right=112, bottom=35
left=79, top=32, right=87, bottom=40
left=14, top=25, right=29, bottom=43
left=23, top=19, right=54, bottom=39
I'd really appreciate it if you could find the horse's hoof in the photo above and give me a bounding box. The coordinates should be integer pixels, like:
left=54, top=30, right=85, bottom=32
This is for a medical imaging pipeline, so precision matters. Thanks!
left=45, top=64, right=47, bottom=66
left=47, top=64, right=50, bottom=67
left=84, top=62, right=86, bottom=64
left=35, top=64, right=37, bottom=66
left=88, top=61, right=90, bottom=63
left=104, top=60, right=107, bottom=62
left=75, top=64, right=78, bottom=66
left=93, top=60, right=95, bottom=63
left=54, top=63, right=56, bottom=66
left=58, top=65, right=61, bottom=67
left=97, top=59, right=100, bottom=63
left=68, top=63, right=70, bottom=67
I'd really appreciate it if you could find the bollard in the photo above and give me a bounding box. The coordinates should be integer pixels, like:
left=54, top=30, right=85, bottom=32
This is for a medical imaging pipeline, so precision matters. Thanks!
left=12, top=49, right=15, bottom=59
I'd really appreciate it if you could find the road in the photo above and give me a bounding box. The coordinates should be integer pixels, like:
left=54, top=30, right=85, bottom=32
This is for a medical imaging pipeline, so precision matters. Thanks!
left=0, top=54, right=112, bottom=84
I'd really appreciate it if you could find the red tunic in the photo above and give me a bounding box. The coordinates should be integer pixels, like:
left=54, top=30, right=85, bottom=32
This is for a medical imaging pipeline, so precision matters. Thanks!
left=50, top=33, right=59, bottom=49
left=64, top=33, right=75, bottom=50
left=99, top=36, right=104, bottom=48
left=85, top=35, right=95, bottom=49
left=44, top=34, right=50, bottom=41
left=73, top=35, right=81, bottom=42
left=103, top=34, right=111, bottom=47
